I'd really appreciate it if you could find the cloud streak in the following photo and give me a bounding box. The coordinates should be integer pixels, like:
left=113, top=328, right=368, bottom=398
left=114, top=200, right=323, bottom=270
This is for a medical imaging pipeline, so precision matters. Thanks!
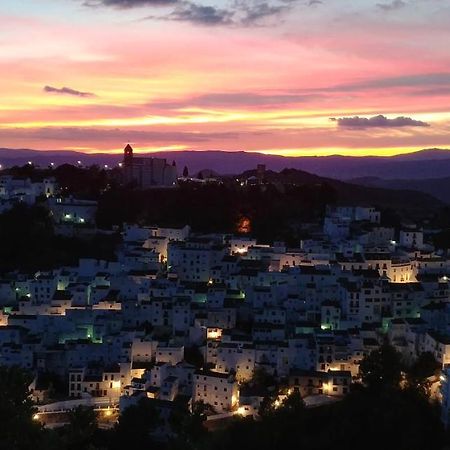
left=150, top=91, right=320, bottom=108
left=43, top=85, right=95, bottom=98
left=332, top=73, right=450, bottom=92
left=377, top=0, right=406, bottom=11
left=0, top=126, right=239, bottom=143
left=83, top=0, right=177, bottom=8
left=101, top=0, right=300, bottom=26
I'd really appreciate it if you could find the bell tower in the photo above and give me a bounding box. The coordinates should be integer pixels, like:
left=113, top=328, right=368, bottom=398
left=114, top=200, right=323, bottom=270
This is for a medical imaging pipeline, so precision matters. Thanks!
left=124, top=144, right=133, bottom=167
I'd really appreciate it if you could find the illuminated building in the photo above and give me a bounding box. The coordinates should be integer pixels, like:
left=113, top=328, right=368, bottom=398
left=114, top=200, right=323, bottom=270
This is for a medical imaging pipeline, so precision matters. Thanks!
left=193, top=370, right=239, bottom=413
left=289, top=369, right=351, bottom=397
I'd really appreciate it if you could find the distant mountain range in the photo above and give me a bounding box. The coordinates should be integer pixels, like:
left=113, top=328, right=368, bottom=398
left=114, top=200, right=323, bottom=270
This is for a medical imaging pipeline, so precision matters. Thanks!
left=0, top=147, right=445, bottom=213
left=1, top=147, right=450, bottom=180
left=349, top=176, right=450, bottom=205
left=241, top=168, right=443, bottom=214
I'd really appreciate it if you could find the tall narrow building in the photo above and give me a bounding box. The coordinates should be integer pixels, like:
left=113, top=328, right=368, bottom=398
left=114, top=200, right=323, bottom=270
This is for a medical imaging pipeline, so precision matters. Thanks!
left=122, top=144, right=177, bottom=188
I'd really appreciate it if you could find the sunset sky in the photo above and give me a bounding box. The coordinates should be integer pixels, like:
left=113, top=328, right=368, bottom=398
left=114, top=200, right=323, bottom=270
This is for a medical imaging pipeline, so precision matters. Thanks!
left=1, top=0, right=450, bottom=156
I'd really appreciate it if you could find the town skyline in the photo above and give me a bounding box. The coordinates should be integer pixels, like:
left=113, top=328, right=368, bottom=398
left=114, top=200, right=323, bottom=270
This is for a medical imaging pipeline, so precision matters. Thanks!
left=3, top=2, right=450, bottom=448
left=1, top=0, right=450, bottom=156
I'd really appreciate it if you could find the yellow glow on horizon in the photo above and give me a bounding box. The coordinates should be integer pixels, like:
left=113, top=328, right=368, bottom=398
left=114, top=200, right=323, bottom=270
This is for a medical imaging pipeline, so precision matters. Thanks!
left=0, top=107, right=359, bottom=129
left=254, top=146, right=450, bottom=157
left=34, top=145, right=450, bottom=158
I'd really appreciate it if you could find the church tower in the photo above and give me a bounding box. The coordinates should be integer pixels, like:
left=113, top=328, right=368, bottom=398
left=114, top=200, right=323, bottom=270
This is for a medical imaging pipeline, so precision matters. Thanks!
left=124, top=144, right=133, bottom=167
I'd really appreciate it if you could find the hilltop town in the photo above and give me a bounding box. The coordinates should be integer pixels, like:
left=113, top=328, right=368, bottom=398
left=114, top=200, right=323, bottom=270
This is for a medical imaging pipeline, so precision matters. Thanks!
left=1, top=147, right=450, bottom=448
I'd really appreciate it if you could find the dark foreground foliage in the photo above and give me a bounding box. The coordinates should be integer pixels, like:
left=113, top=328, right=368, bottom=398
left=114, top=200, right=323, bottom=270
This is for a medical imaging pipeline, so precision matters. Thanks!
left=1, top=345, right=449, bottom=450
left=0, top=204, right=118, bottom=274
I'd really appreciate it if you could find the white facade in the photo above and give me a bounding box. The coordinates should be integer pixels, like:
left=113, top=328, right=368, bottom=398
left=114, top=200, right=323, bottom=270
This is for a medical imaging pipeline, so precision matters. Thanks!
left=193, top=371, right=239, bottom=413
left=400, top=229, right=424, bottom=250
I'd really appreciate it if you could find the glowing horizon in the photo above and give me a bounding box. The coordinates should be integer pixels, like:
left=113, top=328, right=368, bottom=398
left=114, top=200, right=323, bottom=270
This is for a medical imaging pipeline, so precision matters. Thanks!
left=1, top=0, right=450, bottom=157
left=25, top=145, right=450, bottom=160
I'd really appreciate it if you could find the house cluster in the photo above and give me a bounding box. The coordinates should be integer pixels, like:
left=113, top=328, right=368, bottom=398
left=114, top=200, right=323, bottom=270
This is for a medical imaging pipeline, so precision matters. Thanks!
left=0, top=172, right=100, bottom=237
left=2, top=205, right=450, bottom=423
left=0, top=174, right=56, bottom=212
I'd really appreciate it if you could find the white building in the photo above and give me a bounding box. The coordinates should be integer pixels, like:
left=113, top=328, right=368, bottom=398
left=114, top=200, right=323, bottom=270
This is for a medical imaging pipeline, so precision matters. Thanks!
left=400, top=229, right=424, bottom=250
left=0, top=175, right=56, bottom=204
left=193, top=370, right=239, bottom=413
left=168, top=238, right=227, bottom=282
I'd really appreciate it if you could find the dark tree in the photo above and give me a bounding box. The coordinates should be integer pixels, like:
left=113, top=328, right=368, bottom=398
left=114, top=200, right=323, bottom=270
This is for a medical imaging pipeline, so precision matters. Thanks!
left=0, top=204, right=118, bottom=274
left=359, top=343, right=403, bottom=390
left=201, top=384, right=445, bottom=450
left=250, top=367, right=276, bottom=390
left=60, top=406, right=98, bottom=450
left=279, top=390, right=305, bottom=416
left=183, top=166, right=189, bottom=177
left=169, top=400, right=208, bottom=449
left=407, top=351, right=441, bottom=396
left=0, top=366, right=46, bottom=450
left=111, top=398, right=159, bottom=450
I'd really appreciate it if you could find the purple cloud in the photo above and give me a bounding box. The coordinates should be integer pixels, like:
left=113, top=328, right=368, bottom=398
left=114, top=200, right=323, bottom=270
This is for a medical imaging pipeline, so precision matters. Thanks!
left=331, top=114, right=430, bottom=128
left=162, top=2, right=234, bottom=25
left=43, top=85, right=96, bottom=98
